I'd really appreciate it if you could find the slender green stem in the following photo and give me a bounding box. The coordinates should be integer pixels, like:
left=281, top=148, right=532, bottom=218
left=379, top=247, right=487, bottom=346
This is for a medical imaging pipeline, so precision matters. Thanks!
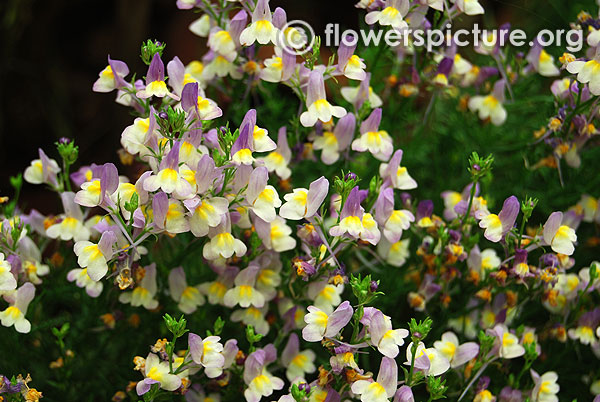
left=461, top=179, right=478, bottom=226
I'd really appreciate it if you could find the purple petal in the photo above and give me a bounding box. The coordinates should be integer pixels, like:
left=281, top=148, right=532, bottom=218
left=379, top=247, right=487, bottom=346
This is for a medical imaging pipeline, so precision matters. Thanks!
left=147, top=53, right=165, bottom=84
left=340, top=186, right=363, bottom=219
left=334, top=113, right=356, bottom=150
left=181, top=82, right=199, bottom=111
left=281, top=333, right=300, bottom=365
left=360, top=108, right=382, bottom=134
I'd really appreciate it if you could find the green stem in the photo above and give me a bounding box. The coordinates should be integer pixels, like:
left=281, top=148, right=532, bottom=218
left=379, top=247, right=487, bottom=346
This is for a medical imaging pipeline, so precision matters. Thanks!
left=407, top=342, right=418, bottom=386
left=461, top=179, right=478, bottom=226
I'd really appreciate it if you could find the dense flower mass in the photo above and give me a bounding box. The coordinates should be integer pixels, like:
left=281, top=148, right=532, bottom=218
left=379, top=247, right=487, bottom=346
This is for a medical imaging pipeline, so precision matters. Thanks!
left=2, top=0, right=600, bottom=401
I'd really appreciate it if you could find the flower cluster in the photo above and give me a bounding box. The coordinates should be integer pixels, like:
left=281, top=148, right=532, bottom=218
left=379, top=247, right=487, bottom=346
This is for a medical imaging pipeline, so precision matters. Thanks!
left=2, top=0, right=600, bottom=401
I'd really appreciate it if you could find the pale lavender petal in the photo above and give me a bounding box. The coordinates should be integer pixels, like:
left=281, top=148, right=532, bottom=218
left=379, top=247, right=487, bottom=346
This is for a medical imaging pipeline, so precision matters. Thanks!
left=325, top=300, right=353, bottom=337
left=243, top=349, right=266, bottom=384
left=98, top=230, right=117, bottom=258
left=247, top=166, right=268, bottom=203
left=394, top=386, right=415, bottom=402
left=376, top=357, right=398, bottom=396
left=230, top=10, right=248, bottom=46
left=188, top=333, right=204, bottom=364
left=306, top=70, right=326, bottom=106
left=368, top=310, right=388, bottom=344
left=498, top=195, right=519, bottom=234
left=306, top=177, right=329, bottom=218
left=452, top=343, right=479, bottom=367
left=543, top=211, right=563, bottom=244
left=152, top=192, right=169, bottom=230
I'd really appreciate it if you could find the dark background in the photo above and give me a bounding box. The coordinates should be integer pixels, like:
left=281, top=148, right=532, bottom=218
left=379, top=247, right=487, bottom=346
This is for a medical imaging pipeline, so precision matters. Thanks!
left=0, top=0, right=584, bottom=213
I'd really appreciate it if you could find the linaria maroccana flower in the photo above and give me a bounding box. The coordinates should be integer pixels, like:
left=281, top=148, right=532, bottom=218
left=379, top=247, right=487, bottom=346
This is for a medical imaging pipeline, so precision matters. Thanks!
left=143, top=142, right=194, bottom=199
left=202, top=214, right=247, bottom=260
left=189, top=333, right=225, bottom=378
left=405, top=341, right=450, bottom=376
left=223, top=265, right=265, bottom=308
left=542, top=211, right=577, bottom=255
left=352, top=108, right=394, bottom=161
left=73, top=230, right=117, bottom=281
left=300, top=70, right=347, bottom=127
left=336, top=35, right=367, bottom=81
left=136, top=53, right=178, bottom=100
left=351, top=356, right=398, bottom=402
left=567, top=48, right=600, bottom=96
left=302, top=300, right=353, bottom=342
left=329, top=186, right=380, bottom=245
left=433, top=331, right=480, bottom=368
left=279, top=176, right=329, bottom=220
left=478, top=195, right=519, bottom=243
left=530, top=370, right=560, bottom=402
left=74, top=165, right=119, bottom=211
left=119, top=263, right=159, bottom=310
left=260, top=47, right=296, bottom=83
left=245, top=166, right=281, bottom=222
left=368, top=309, right=409, bottom=358
left=365, top=0, right=409, bottom=29
left=258, top=126, right=293, bottom=179
left=23, top=148, right=60, bottom=187
left=488, top=324, right=525, bottom=359
left=375, top=187, right=415, bottom=243
left=0, top=282, right=35, bottom=333
left=280, top=333, right=317, bottom=382
left=341, top=72, right=383, bottom=109
left=468, top=79, right=508, bottom=126
left=239, top=0, right=279, bottom=46
left=92, top=55, right=129, bottom=93
left=168, top=267, right=205, bottom=314
left=136, top=353, right=182, bottom=395
left=452, top=0, right=484, bottom=15
left=377, top=237, right=411, bottom=267
left=181, top=82, right=223, bottom=121
left=67, top=266, right=103, bottom=297
left=379, top=149, right=417, bottom=190
left=152, top=192, right=190, bottom=235
left=0, top=252, right=17, bottom=291
left=312, top=113, right=356, bottom=165
left=306, top=278, right=344, bottom=314
left=243, top=347, right=284, bottom=402
left=185, top=195, right=229, bottom=237
left=526, top=39, right=560, bottom=77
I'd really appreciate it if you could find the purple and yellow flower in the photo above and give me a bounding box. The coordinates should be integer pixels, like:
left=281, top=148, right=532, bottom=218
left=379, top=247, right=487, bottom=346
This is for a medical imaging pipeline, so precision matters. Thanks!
left=0, top=282, right=35, bottom=333
left=302, top=300, right=353, bottom=342
left=351, top=357, right=398, bottom=402
left=478, top=195, right=519, bottom=243
left=300, top=71, right=347, bottom=127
